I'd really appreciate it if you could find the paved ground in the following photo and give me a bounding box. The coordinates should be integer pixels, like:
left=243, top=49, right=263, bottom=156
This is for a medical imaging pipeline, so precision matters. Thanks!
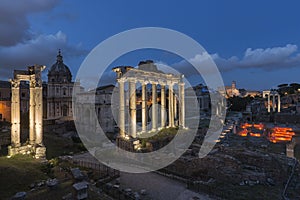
left=73, top=152, right=214, bottom=200
left=120, top=172, right=214, bottom=200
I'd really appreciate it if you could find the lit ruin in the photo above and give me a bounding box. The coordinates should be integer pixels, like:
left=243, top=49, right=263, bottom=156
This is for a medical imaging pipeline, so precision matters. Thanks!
left=8, top=65, right=46, bottom=159
left=113, top=61, right=186, bottom=150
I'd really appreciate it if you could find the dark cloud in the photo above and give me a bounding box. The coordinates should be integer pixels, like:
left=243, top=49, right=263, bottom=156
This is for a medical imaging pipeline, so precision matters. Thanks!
left=0, top=31, right=87, bottom=80
left=0, top=0, right=60, bottom=46
left=0, top=0, right=87, bottom=81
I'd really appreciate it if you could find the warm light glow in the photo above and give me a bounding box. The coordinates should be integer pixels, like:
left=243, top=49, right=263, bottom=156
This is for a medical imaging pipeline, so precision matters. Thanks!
left=268, top=127, right=295, bottom=143
left=124, top=135, right=130, bottom=140
left=237, top=123, right=295, bottom=143
left=238, top=129, right=248, bottom=137
left=250, top=133, right=261, bottom=137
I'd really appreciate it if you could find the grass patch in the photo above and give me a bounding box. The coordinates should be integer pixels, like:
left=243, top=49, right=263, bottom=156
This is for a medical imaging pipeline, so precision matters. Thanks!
left=0, top=155, right=48, bottom=199
left=43, top=132, right=85, bottom=159
left=139, top=127, right=179, bottom=144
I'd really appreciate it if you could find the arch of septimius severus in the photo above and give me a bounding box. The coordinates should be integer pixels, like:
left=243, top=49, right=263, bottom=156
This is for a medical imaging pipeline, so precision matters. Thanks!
left=113, top=61, right=186, bottom=149
left=8, top=65, right=46, bottom=159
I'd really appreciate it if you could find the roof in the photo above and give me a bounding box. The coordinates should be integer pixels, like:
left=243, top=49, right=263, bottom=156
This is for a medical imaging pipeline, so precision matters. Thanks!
left=48, top=50, right=71, bottom=75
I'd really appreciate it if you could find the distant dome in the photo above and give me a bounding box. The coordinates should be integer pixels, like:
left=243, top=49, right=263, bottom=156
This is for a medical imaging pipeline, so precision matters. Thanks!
left=48, top=50, right=72, bottom=83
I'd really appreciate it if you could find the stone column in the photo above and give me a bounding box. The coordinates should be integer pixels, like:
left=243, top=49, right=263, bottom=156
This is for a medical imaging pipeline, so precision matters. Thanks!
left=179, top=82, right=185, bottom=128
left=29, top=78, right=36, bottom=145
left=35, top=86, right=43, bottom=145
left=129, top=80, right=136, bottom=138
left=168, top=83, right=174, bottom=127
left=272, top=94, right=276, bottom=112
left=267, top=94, right=270, bottom=113
left=11, top=80, right=21, bottom=147
left=161, top=85, right=166, bottom=128
left=152, top=83, right=157, bottom=131
left=173, top=93, right=177, bottom=122
left=278, top=95, right=281, bottom=113
left=119, top=80, right=125, bottom=138
left=141, top=82, right=147, bottom=132
left=286, top=140, right=295, bottom=158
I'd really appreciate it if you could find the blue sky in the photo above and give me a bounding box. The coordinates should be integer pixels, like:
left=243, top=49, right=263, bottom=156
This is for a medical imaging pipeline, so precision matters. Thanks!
left=1, top=0, right=300, bottom=90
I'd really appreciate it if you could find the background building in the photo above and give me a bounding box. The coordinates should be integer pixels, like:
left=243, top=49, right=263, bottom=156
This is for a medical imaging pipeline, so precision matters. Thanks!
left=46, top=50, right=80, bottom=120
left=0, top=80, right=30, bottom=122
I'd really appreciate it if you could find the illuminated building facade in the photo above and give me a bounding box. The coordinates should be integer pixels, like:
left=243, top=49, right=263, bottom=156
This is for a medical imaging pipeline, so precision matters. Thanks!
left=46, top=50, right=80, bottom=120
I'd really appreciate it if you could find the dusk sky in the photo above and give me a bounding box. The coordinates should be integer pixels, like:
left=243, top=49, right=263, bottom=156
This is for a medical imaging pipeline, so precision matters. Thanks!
left=1, top=0, right=300, bottom=90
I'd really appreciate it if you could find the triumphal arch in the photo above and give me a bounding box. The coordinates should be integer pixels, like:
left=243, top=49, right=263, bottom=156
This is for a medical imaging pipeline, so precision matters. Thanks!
left=8, top=65, right=46, bottom=159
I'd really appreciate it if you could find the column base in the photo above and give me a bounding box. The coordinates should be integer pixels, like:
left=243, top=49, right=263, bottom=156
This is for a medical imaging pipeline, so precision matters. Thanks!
left=8, top=144, right=46, bottom=159
left=116, top=136, right=141, bottom=152
left=35, top=145, right=46, bottom=159
left=180, top=126, right=188, bottom=130
left=151, top=128, right=157, bottom=132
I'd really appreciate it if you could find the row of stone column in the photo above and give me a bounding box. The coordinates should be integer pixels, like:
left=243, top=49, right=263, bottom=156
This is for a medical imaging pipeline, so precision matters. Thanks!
left=118, top=80, right=185, bottom=138
left=267, top=94, right=281, bottom=113
left=11, top=80, right=43, bottom=147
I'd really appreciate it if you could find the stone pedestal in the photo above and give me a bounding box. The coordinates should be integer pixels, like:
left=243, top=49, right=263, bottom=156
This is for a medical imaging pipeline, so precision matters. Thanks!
left=116, top=136, right=135, bottom=152
left=35, top=146, right=46, bottom=159
left=8, top=144, right=46, bottom=159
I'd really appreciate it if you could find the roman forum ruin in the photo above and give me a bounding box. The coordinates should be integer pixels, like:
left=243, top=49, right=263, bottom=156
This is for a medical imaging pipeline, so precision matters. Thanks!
left=8, top=65, right=46, bottom=159
left=113, top=61, right=186, bottom=149
left=263, top=90, right=281, bottom=113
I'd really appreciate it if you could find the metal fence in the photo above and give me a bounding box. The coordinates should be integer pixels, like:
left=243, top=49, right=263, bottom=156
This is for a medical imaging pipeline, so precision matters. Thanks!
left=72, top=158, right=120, bottom=178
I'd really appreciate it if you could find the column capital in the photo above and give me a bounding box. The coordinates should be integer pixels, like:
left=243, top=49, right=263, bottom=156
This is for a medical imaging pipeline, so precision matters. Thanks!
left=10, top=79, right=20, bottom=88
left=168, top=81, right=174, bottom=87
left=128, top=78, right=137, bottom=83
left=117, top=77, right=126, bottom=83
left=150, top=81, right=158, bottom=85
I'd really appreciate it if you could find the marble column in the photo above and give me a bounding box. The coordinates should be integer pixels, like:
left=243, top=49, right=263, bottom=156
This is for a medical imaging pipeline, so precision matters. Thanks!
left=129, top=80, right=136, bottom=138
left=119, top=80, right=125, bottom=138
left=267, top=94, right=270, bottom=113
left=141, top=83, right=147, bottom=132
left=11, top=80, right=20, bottom=147
left=272, top=94, right=276, bottom=112
left=35, top=86, right=43, bottom=145
left=278, top=95, right=281, bottom=113
left=152, top=83, right=157, bottom=131
left=179, top=82, right=185, bottom=128
left=173, top=93, right=177, bottom=122
left=29, top=79, right=36, bottom=145
left=168, top=83, right=174, bottom=127
left=161, top=85, right=166, bottom=128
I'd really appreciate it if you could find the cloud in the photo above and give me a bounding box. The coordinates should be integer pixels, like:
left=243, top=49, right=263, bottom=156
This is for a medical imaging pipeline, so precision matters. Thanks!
left=173, top=44, right=300, bottom=76
left=0, top=0, right=87, bottom=81
left=0, top=31, right=87, bottom=80
left=0, top=0, right=61, bottom=46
